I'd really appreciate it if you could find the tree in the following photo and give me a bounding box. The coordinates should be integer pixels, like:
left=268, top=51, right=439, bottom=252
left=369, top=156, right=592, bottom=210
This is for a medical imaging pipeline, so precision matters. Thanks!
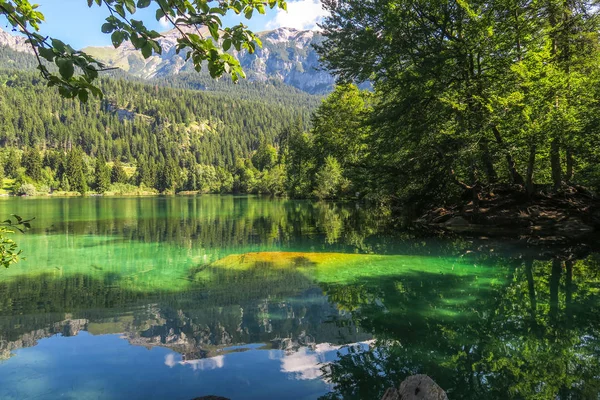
left=65, top=148, right=87, bottom=194
left=0, top=0, right=288, bottom=100
left=21, top=147, right=42, bottom=181
left=251, top=142, right=277, bottom=172
left=94, top=156, right=111, bottom=193
left=4, top=149, right=20, bottom=178
left=312, top=84, right=369, bottom=169
left=284, top=121, right=314, bottom=197
left=313, top=156, right=344, bottom=200
left=316, top=0, right=600, bottom=209
left=110, top=158, right=128, bottom=184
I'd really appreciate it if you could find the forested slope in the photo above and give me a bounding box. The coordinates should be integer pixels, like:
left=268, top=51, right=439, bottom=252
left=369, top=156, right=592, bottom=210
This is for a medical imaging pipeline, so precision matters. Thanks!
left=0, top=45, right=320, bottom=195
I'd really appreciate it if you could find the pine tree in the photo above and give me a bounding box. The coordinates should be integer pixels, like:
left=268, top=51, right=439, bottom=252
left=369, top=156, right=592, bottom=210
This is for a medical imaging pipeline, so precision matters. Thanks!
left=21, top=147, right=42, bottom=182
left=4, top=149, right=20, bottom=179
left=65, top=148, right=87, bottom=194
left=94, top=157, right=111, bottom=194
left=111, top=159, right=128, bottom=184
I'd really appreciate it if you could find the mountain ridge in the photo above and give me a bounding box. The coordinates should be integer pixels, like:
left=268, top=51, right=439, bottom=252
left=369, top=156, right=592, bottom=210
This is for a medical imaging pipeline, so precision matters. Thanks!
left=83, top=26, right=334, bottom=94
left=0, top=25, right=333, bottom=94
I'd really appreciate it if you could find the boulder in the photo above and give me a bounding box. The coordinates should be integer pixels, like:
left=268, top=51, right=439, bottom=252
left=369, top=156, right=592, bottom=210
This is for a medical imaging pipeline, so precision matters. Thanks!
left=381, top=375, right=448, bottom=400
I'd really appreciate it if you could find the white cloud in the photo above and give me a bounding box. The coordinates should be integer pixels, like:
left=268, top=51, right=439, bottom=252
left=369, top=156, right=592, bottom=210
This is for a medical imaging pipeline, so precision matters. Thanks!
left=159, top=16, right=170, bottom=28
left=266, top=0, right=328, bottom=31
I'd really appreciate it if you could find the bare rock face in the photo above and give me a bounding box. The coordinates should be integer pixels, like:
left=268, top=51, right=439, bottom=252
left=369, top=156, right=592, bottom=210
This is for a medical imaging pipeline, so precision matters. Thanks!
left=382, top=375, right=448, bottom=400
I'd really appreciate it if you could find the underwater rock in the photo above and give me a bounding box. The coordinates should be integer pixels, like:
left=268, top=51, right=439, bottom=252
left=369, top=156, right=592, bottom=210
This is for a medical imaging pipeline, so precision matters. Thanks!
left=382, top=375, right=448, bottom=400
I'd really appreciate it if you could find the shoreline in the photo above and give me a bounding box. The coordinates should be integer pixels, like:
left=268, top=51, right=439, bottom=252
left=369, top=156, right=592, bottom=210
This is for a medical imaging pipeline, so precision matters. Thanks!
left=415, top=184, right=600, bottom=246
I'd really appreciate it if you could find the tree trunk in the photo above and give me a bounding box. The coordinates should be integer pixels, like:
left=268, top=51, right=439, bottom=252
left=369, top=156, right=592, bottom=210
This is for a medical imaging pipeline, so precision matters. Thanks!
left=524, top=259, right=542, bottom=336
left=491, top=126, right=524, bottom=185
left=549, top=259, right=562, bottom=322
left=479, top=140, right=497, bottom=184
left=525, top=259, right=537, bottom=319
left=565, top=260, right=573, bottom=321
left=550, top=138, right=562, bottom=190
left=526, top=144, right=536, bottom=197
left=565, top=148, right=574, bottom=183
left=470, top=159, right=479, bottom=210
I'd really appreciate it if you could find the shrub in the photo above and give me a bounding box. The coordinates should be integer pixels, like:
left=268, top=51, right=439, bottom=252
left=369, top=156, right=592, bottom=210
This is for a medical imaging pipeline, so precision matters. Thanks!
left=17, top=183, right=36, bottom=196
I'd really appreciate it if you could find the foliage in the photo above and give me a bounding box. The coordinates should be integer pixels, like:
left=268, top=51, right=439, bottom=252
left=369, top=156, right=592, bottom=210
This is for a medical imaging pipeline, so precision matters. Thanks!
left=312, top=0, right=600, bottom=209
left=94, top=156, right=111, bottom=193
left=314, top=156, right=344, bottom=200
left=251, top=142, right=277, bottom=172
left=0, top=214, right=33, bottom=268
left=16, top=183, right=36, bottom=196
left=110, top=158, right=128, bottom=184
left=0, top=64, right=318, bottom=195
left=0, top=0, right=287, bottom=99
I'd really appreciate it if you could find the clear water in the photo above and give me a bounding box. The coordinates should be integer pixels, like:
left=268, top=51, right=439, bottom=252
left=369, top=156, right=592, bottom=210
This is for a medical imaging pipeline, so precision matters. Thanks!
left=0, top=196, right=598, bottom=399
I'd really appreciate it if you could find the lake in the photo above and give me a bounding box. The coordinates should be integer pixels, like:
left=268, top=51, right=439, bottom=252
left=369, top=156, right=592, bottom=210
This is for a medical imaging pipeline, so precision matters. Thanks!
left=0, top=196, right=599, bottom=399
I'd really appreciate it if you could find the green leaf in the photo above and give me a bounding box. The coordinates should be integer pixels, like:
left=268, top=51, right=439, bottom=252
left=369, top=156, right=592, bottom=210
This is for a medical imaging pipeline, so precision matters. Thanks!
left=208, top=23, right=219, bottom=40
left=141, top=42, right=153, bottom=58
left=115, top=4, right=126, bottom=17
left=56, top=58, right=74, bottom=80
left=137, top=0, right=151, bottom=8
left=51, top=39, right=66, bottom=53
left=101, top=23, right=114, bottom=34
left=78, top=90, right=89, bottom=103
left=38, top=47, right=55, bottom=62
left=111, top=31, right=125, bottom=48
left=125, top=0, right=136, bottom=14
left=223, top=39, right=232, bottom=52
left=155, top=8, right=165, bottom=21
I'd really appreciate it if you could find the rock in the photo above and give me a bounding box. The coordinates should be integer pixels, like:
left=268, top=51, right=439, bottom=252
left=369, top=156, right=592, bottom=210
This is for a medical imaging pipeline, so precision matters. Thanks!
left=381, top=387, right=400, bottom=400
left=444, top=216, right=469, bottom=227
left=381, top=375, right=448, bottom=400
left=555, top=217, right=594, bottom=239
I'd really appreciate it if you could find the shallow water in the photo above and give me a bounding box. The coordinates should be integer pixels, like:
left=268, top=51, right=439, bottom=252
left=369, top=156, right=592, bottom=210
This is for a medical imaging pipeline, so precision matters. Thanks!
left=0, top=196, right=598, bottom=399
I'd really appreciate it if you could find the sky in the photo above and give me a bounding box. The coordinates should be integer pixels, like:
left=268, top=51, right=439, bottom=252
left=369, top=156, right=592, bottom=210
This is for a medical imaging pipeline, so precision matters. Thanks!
left=0, top=0, right=328, bottom=49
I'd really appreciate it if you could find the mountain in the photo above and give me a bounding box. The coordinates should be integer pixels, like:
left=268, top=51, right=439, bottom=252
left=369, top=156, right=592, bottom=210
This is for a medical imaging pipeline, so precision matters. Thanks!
left=83, top=27, right=334, bottom=94
left=0, top=25, right=334, bottom=94
left=0, top=27, right=32, bottom=54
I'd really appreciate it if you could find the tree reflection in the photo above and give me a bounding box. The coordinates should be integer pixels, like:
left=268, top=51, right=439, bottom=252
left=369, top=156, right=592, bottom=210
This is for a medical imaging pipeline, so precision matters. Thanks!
left=320, top=254, right=600, bottom=399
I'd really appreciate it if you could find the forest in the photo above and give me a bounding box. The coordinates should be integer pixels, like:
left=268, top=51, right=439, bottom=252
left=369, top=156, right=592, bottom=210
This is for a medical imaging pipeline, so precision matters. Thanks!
left=302, top=0, right=600, bottom=212
left=2, top=0, right=600, bottom=220
left=0, top=45, right=320, bottom=196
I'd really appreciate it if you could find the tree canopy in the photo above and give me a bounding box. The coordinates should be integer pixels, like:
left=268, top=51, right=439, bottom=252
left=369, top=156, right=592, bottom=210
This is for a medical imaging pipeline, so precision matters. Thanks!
left=297, top=0, right=600, bottom=209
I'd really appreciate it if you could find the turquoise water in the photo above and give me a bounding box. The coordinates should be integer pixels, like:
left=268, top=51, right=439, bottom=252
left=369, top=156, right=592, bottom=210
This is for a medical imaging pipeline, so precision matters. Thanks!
left=0, top=196, right=598, bottom=399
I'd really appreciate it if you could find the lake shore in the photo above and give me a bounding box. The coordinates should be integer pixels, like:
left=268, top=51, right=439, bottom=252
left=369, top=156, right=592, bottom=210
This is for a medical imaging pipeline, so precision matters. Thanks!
left=416, top=184, right=600, bottom=246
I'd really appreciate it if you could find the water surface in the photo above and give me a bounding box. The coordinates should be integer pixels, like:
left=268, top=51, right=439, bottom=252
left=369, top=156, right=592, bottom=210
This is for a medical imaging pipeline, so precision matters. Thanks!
left=0, top=196, right=598, bottom=399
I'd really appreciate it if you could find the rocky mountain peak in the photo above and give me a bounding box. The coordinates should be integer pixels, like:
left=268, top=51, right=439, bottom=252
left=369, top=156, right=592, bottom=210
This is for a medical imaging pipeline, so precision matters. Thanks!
left=0, top=26, right=33, bottom=54
left=0, top=25, right=334, bottom=94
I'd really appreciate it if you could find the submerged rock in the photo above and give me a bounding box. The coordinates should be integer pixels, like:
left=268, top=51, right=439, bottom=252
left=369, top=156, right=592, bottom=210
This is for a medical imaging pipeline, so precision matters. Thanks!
left=382, top=375, right=448, bottom=400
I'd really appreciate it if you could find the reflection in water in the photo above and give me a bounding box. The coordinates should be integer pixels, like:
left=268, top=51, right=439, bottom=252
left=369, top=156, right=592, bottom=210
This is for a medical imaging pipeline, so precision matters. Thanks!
left=0, top=196, right=598, bottom=399
left=321, top=255, right=600, bottom=400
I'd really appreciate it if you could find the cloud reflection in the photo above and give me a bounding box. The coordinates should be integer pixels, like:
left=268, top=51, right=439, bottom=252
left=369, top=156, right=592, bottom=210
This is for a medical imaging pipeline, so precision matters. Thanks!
left=164, top=353, right=225, bottom=370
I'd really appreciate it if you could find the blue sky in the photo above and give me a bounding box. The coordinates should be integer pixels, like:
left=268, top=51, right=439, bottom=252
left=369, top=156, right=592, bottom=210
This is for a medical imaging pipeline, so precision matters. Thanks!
left=0, top=0, right=327, bottom=49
